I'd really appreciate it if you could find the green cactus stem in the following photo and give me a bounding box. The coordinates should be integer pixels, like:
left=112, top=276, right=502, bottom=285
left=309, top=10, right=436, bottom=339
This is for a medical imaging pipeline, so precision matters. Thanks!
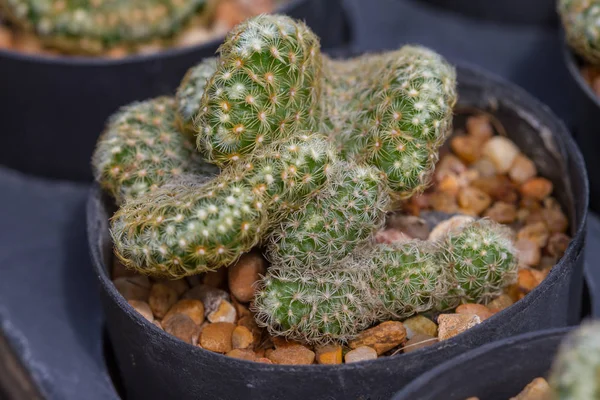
left=559, top=0, right=600, bottom=65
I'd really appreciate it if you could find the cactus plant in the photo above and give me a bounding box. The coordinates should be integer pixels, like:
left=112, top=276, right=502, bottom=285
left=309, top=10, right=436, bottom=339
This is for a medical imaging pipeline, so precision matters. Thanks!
left=92, top=97, right=217, bottom=205
left=0, top=0, right=205, bottom=54
left=559, top=0, right=600, bottom=65
left=196, top=14, right=323, bottom=166
left=549, top=321, right=600, bottom=400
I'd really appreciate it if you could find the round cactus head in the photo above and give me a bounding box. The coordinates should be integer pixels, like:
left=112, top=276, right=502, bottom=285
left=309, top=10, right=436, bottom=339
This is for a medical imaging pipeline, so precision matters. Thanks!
left=559, top=0, right=600, bottom=65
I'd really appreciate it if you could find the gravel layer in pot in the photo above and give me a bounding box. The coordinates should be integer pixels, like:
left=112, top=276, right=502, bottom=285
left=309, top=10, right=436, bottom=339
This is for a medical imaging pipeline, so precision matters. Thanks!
left=0, top=0, right=351, bottom=182
left=392, top=327, right=572, bottom=400
left=87, top=63, right=588, bottom=400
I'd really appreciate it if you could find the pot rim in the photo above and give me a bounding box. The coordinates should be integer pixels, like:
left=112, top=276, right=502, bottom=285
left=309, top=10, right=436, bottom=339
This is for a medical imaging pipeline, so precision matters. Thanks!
left=87, top=62, right=589, bottom=371
left=562, top=39, right=600, bottom=111
left=0, top=0, right=308, bottom=67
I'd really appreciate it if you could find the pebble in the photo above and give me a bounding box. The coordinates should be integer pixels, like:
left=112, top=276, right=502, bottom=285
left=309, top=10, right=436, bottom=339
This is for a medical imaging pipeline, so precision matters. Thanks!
left=231, top=297, right=251, bottom=319
left=231, top=325, right=254, bottom=349
left=175, top=26, right=212, bottom=48
left=484, top=201, right=517, bottom=224
left=517, top=222, right=549, bottom=248
left=471, top=158, right=497, bottom=177
left=509, top=154, right=537, bottom=184
left=315, top=344, right=343, bottom=365
left=402, top=315, right=438, bottom=337
left=348, top=321, right=407, bottom=355
left=203, top=267, right=228, bottom=289
left=105, top=46, right=128, bottom=59
left=183, top=284, right=230, bottom=315
left=451, top=135, right=482, bottom=163
left=510, top=377, right=552, bottom=400
left=228, top=252, right=267, bottom=303
left=257, top=357, right=273, bottom=364
left=428, top=215, right=474, bottom=242
left=471, top=176, right=518, bottom=204
left=214, top=0, right=250, bottom=29
left=226, top=348, right=257, bottom=361
left=437, top=314, right=481, bottom=341
left=519, top=178, right=553, bottom=201
left=113, top=276, right=151, bottom=302
left=267, top=345, right=315, bottom=365
left=435, top=154, right=467, bottom=177
left=403, top=334, right=438, bottom=354
left=345, top=346, right=378, bottom=363
left=542, top=206, right=569, bottom=234
left=487, top=294, right=514, bottom=312
left=200, top=322, right=236, bottom=353
left=153, top=320, right=163, bottom=330
left=429, top=191, right=459, bottom=214
left=515, top=238, right=541, bottom=267
left=156, top=278, right=189, bottom=296
left=466, top=115, right=494, bottom=141
left=455, top=304, right=495, bottom=321
left=237, top=315, right=262, bottom=344
left=148, top=283, right=179, bottom=319
left=385, top=214, right=431, bottom=240
left=517, top=269, right=542, bottom=294
left=482, top=136, right=520, bottom=174
left=375, top=229, right=412, bottom=244
left=458, top=187, right=492, bottom=215
left=0, top=26, right=13, bottom=49
left=547, top=233, right=571, bottom=258
left=163, top=299, right=205, bottom=325
left=207, top=299, right=237, bottom=323
left=128, top=300, right=154, bottom=322
left=111, top=258, right=137, bottom=279
left=163, top=314, right=201, bottom=345
left=437, top=174, right=460, bottom=196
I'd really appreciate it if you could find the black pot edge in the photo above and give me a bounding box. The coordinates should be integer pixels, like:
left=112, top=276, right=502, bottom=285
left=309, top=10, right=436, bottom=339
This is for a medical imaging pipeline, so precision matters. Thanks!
left=86, top=62, right=590, bottom=374
left=392, top=326, right=574, bottom=400
left=0, top=0, right=353, bottom=66
left=562, top=41, right=600, bottom=111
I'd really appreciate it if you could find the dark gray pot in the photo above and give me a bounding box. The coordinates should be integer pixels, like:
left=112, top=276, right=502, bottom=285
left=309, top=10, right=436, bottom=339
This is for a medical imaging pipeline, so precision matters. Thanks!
left=87, top=64, right=588, bottom=400
left=393, top=327, right=572, bottom=400
left=0, top=0, right=351, bottom=182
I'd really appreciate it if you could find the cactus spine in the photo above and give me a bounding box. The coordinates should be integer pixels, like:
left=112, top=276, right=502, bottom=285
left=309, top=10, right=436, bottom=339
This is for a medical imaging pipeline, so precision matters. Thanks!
left=559, top=0, right=600, bottom=65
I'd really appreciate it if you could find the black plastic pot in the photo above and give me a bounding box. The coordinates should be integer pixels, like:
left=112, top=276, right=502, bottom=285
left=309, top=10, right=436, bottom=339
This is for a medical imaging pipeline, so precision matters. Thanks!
left=563, top=44, right=600, bottom=212
left=0, top=0, right=351, bottom=182
left=415, top=0, right=558, bottom=26
left=393, top=327, right=572, bottom=400
left=87, top=64, right=588, bottom=400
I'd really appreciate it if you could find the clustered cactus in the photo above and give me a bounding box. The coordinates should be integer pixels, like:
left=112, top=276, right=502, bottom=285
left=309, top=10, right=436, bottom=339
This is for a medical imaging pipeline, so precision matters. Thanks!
left=559, top=0, right=600, bottom=65
left=549, top=321, right=600, bottom=400
left=0, top=0, right=205, bottom=54
left=93, top=14, right=519, bottom=345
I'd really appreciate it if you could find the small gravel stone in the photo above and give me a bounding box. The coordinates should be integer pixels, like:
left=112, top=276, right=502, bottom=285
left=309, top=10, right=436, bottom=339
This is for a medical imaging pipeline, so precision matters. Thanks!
left=113, top=276, right=151, bottom=302
left=176, top=26, right=212, bottom=48
left=484, top=201, right=517, bottom=224
left=510, top=377, right=552, bottom=400
left=237, top=316, right=262, bottom=344
left=155, top=278, right=189, bottom=296
left=162, top=314, right=201, bottom=345
left=403, top=334, right=438, bottom=354
left=515, top=238, right=541, bottom=267
left=509, top=154, right=537, bottom=184
left=519, top=178, right=553, bottom=201
left=231, top=297, right=251, bottom=319
left=207, top=299, right=237, bottom=323
left=455, top=304, right=495, bottom=321
left=547, top=232, right=571, bottom=258
left=348, top=321, right=407, bottom=355
left=487, top=294, right=514, bottom=312
left=471, top=176, right=518, bottom=203
left=226, top=348, right=257, bottom=361
left=428, top=215, right=474, bottom=242
left=153, top=320, right=163, bottom=330
left=482, top=136, right=520, bottom=174
left=202, top=267, right=228, bottom=289
left=345, top=346, right=378, bottom=363
left=542, top=206, right=569, bottom=234
left=0, top=26, right=13, bottom=49
left=228, top=252, right=267, bottom=303
left=267, top=345, right=315, bottom=365
left=375, top=229, right=412, bottom=244
left=183, top=284, right=230, bottom=315
left=386, top=214, right=431, bottom=240
left=437, top=314, right=481, bottom=341
left=466, top=115, right=494, bottom=141
left=200, top=322, right=236, bottom=353
left=164, top=299, right=205, bottom=325
left=128, top=300, right=154, bottom=322
left=402, top=315, right=438, bottom=337
left=149, top=283, right=179, bottom=319
left=517, top=269, right=542, bottom=294
left=451, top=135, right=482, bottom=163
left=435, top=154, right=467, bottom=178
left=231, top=325, right=254, bottom=349
left=257, top=357, right=273, bottom=364
left=458, top=187, right=492, bottom=215
left=471, top=158, right=497, bottom=177
left=517, top=222, right=549, bottom=248
left=315, top=344, right=343, bottom=364
left=429, top=191, right=459, bottom=213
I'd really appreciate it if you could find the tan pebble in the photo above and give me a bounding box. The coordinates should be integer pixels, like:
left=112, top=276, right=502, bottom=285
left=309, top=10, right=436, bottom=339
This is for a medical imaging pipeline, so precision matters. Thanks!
left=207, top=299, right=237, bottom=323
left=271, top=336, right=305, bottom=349
left=226, top=348, right=257, bottom=361
left=429, top=191, right=459, bottom=213
left=256, top=357, right=273, bottom=364
left=386, top=215, right=431, bottom=240
left=176, top=26, right=211, bottom=47
left=345, top=346, right=378, bottom=363
left=315, top=344, right=343, bottom=365
left=267, top=345, right=315, bottom=365
left=519, top=178, right=553, bottom=201
left=471, top=176, right=519, bottom=203
left=451, top=135, right=482, bottom=163
left=518, top=222, right=549, bottom=248
left=429, top=215, right=475, bottom=242
left=546, top=232, right=571, bottom=258
left=149, top=283, right=179, bottom=319
left=509, top=154, right=537, bottom=184
left=482, top=136, right=520, bottom=174
left=156, top=278, right=189, bottom=296
left=236, top=0, right=275, bottom=14
left=237, top=315, right=262, bottom=344
left=111, top=258, right=137, bottom=279
left=375, top=229, right=412, bottom=244
left=455, top=304, right=495, bottom=321
left=231, top=296, right=251, bottom=319
left=403, top=315, right=438, bottom=337
left=542, top=206, right=569, bottom=234
left=471, top=158, right=497, bottom=178
left=128, top=300, right=154, bottom=322
left=520, top=196, right=542, bottom=211
left=183, top=284, right=229, bottom=315
left=214, top=0, right=248, bottom=29
left=0, top=26, right=13, bottom=49
left=436, top=154, right=467, bottom=177
left=438, top=174, right=460, bottom=195
left=466, top=115, right=494, bottom=141
left=105, top=46, right=128, bottom=59
left=437, top=314, right=481, bottom=341
left=163, top=314, right=201, bottom=345
left=137, top=41, right=163, bottom=55
left=203, top=267, right=228, bottom=289
left=200, top=322, right=236, bottom=353
left=458, top=187, right=492, bottom=215
left=518, top=269, right=541, bottom=294
left=484, top=201, right=517, bottom=224
left=348, top=321, right=406, bottom=355
left=403, top=334, right=438, bottom=354
left=231, top=325, right=254, bottom=349
left=164, top=299, right=205, bottom=325
left=515, top=238, right=541, bottom=267
left=13, top=32, right=43, bottom=54
left=153, top=320, right=163, bottom=329
left=487, top=294, right=514, bottom=312
left=113, top=276, right=151, bottom=302
left=228, top=251, right=267, bottom=303
left=510, top=377, right=552, bottom=400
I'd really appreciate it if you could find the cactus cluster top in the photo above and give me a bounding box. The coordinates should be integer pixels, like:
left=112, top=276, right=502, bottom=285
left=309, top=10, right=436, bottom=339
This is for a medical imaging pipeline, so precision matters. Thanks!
left=559, top=0, right=600, bottom=64
left=93, top=14, right=519, bottom=345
